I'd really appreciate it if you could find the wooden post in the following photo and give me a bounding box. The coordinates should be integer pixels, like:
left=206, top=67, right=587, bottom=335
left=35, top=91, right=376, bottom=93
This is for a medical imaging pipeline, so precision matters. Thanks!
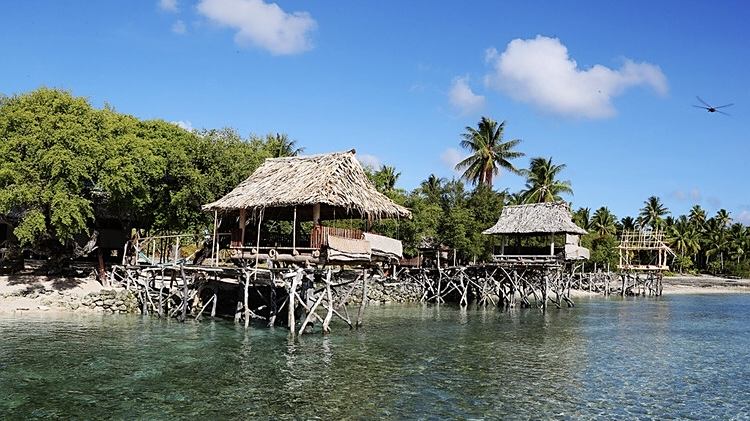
left=621, top=273, right=626, bottom=297
left=239, top=208, right=247, bottom=246
left=243, top=271, right=250, bottom=329
left=213, top=210, right=219, bottom=267
left=550, top=235, right=555, bottom=256
left=288, top=271, right=301, bottom=335
left=179, top=265, right=188, bottom=322
left=356, top=269, right=368, bottom=328
left=292, top=206, right=297, bottom=253
left=322, top=269, right=333, bottom=334
left=313, top=203, right=321, bottom=225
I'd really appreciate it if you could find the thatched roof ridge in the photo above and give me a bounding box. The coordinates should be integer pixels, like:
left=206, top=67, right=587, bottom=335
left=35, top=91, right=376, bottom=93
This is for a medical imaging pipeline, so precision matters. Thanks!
left=483, top=202, right=586, bottom=235
left=203, top=150, right=411, bottom=219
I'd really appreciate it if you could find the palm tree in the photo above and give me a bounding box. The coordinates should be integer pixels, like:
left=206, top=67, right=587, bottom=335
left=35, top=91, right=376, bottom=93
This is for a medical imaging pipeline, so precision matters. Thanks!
left=504, top=191, right=525, bottom=206
left=455, top=117, right=524, bottom=187
left=265, top=133, right=304, bottom=157
left=377, top=165, right=400, bottom=192
left=620, top=216, right=636, bottom=232
left=420, top=174, right=444, bottom=203
left=688, top=205, right=707, bottom=228
left=728, top=223, right=747, bottom=264
left=715, top=209, right=731, bottom=228
left=573, top=207, right=592, bottom=231
left=521, top=157, right=573, bottom=203
left=669, top=216, right=700, bottom=271
left=638, top=196, right=669, bottom=230
left=704, top=218, right=729, bottom=271
left=591, top=207, right=617, bottom=237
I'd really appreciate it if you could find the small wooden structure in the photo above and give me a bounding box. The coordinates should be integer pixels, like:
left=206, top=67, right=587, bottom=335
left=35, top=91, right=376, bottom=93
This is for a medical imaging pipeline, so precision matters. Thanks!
left=617, top=229, right=674, bottom=296
left=202, top=149, right=410, bottom=267
left=115, top=150, right=412, bottom=334
left=481, top=202, right=589, bottom=309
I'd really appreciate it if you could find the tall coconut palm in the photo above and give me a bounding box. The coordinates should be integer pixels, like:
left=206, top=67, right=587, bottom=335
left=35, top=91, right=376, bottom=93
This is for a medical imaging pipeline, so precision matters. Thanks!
left=420, top=174, right=444, bottom=203
left=265, top=133, right=304, bottom=157
left=620, top=216, right=636, bottom=232
left=715, top=209, right=731, bottom=228
left=504, top=191, right=525, bottom=206
left=573, top=207, right=592, bottom=231
left=377, top=165, right=400, bottom=192
left=688, top=205, right=707, bottom=228
left=638, top=196, right=669, bottom=230
left=669, top=216, right=700, bottom=267
left=591, top=207, right=617, bottom=237
left=521, top=157, right=573, bottom=203
left=728, top=223, right=747, bottom=264
left=455, top=117, right=524, bottom=187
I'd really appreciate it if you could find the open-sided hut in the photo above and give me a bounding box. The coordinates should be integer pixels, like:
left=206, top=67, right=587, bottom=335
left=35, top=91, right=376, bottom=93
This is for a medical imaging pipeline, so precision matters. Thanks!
left=202, top=149, right=411, bottom=266
left=482, top=202, right=589, bottom=265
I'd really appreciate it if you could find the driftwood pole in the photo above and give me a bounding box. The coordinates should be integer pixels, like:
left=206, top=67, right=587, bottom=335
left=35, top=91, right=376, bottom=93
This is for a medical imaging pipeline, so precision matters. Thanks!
left=243, top=271, right=250, bottom=329
left=212, top=210, right=219, bottom=267
left=356, top=268, right=369, bottom=328
left=288, top=270, right=301, bottom=336
left=322, top=269, right=334, bottom=334
left=179, top=264, right=188, bottom=322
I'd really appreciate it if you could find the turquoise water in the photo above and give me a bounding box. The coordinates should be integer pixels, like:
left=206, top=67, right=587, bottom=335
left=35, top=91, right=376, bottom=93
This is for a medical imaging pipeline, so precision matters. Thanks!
left=1, top=295, right=750, bottom=419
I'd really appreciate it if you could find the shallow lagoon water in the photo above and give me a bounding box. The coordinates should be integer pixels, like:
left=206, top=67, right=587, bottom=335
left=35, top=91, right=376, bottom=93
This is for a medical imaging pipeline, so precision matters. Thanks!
left=1, top=295, right=749, bottom=419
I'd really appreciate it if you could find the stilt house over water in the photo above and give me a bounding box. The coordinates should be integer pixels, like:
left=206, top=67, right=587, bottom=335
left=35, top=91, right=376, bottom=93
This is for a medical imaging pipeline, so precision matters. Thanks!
left=202, top=149, right=411, bottom=266
left=482, top=202, right=589, bottom=265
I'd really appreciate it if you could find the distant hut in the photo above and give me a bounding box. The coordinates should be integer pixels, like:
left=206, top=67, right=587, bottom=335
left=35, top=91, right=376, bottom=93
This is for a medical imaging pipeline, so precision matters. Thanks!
left=202, top=150, right=411, bottom=266
left=618, top=229, right=674, bottom=271
left=482, top=202, right=589, bottom=264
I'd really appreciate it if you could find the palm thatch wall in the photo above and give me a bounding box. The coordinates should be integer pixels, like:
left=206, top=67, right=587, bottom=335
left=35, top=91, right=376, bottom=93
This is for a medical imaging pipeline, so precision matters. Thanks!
left=483, top=202, right=586, bottom=235
left=203, top=150, right=411, bottom=220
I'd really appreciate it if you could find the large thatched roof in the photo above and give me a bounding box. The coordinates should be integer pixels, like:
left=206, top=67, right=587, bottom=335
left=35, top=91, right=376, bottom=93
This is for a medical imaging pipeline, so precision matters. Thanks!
left=203, top=150, right=411, bottom=220
left=483, top=202, right=586, bottom=235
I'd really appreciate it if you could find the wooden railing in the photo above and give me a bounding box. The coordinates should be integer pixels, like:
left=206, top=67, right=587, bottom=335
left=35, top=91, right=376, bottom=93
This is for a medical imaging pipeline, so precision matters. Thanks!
left=310, top=225, right=364, bottom=249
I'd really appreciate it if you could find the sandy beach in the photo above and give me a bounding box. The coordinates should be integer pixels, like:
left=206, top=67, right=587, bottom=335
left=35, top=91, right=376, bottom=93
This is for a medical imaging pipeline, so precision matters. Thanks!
left=0, top=274, right=105, bottom=314
left=662, top=274, right=750, bottom=294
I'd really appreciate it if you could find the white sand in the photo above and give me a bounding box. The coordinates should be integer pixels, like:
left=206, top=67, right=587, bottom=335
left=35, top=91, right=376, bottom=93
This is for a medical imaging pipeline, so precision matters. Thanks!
left=0, top=274, right=105, bottom=314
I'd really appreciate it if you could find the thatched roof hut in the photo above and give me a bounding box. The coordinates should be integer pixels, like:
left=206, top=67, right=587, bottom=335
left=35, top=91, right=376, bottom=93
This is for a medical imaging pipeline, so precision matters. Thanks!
left=483, top=202, right=586, bottom=236
left=203, top=150, right=411, bottom=221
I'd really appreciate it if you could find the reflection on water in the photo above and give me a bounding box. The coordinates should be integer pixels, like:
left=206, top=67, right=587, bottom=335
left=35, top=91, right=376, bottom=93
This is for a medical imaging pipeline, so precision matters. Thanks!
left=1, top=295, right=749, bottom=419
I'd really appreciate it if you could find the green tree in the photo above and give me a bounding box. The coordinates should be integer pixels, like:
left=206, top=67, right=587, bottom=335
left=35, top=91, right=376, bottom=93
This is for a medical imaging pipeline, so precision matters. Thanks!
left=455, top=117, right=524, bottom=187
left=521, top=157, right=573, bottom=203
left=262, top=132, right=304, bottom=157
left=591, top=207, right=617, bottom=237
left=638, top=196, right=669, bottom=229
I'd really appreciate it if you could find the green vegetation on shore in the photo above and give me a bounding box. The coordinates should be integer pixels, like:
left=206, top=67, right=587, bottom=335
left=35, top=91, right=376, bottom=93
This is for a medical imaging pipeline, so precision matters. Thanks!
left=1, top=88, right=748, bottom=277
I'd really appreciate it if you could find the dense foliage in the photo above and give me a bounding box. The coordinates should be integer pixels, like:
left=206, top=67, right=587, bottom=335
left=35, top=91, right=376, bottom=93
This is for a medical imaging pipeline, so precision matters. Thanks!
left=1, top=91, right=748, bottom=277
left=0, top=88, right=294, bottom=261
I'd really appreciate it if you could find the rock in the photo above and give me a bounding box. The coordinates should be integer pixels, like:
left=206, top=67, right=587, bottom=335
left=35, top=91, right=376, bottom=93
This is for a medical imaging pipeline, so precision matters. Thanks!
left=103, top=299, right=115, bottom=307
left=37, top=305, right=50, bottom=311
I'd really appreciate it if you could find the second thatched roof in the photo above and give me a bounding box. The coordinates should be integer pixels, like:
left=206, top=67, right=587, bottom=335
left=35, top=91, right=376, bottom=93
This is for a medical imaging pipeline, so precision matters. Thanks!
left=203, top=150, right=411, bottom=220
left=483, top=202, right=586, bottom=235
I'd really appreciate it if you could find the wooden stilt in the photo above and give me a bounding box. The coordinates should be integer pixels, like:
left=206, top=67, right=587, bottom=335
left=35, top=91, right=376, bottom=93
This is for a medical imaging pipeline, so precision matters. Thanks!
left=356, top=268, right=369, bottom=328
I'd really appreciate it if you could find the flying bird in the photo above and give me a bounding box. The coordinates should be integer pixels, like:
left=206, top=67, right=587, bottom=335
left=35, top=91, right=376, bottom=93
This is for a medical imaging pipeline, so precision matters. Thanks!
left=693, top=96, right=733, bottom=115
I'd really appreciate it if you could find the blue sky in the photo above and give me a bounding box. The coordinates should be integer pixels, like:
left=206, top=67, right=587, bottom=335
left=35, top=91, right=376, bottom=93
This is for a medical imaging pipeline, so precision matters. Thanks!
left=2, top=0, right=749, bottom=223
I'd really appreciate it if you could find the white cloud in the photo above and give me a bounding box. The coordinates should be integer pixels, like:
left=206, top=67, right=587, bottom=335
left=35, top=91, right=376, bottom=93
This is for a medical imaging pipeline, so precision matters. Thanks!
left=484, top=35, right=668, bottom=118
left=173, top=120, right=193, bottom=131
left=448, top=76, right=485, bottom=114
left=172, top=20, right=187, bottom=35
left=440, top=148, right=465, bottom=173
left=159, top=0, right=178, bottom=12
left=671, top=188, right=702, bottom=202
left=197, top=0, right=317, bottom=55
left=358, top=153, right=381, bottom=170
left=738, top=210, right=750, bottom=225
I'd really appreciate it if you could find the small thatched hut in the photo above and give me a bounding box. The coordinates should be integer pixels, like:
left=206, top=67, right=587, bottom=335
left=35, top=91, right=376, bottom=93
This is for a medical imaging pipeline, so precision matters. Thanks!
left=483, top=202, right=589, bottom=262
left=203, top=150, right=410, bottom=265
